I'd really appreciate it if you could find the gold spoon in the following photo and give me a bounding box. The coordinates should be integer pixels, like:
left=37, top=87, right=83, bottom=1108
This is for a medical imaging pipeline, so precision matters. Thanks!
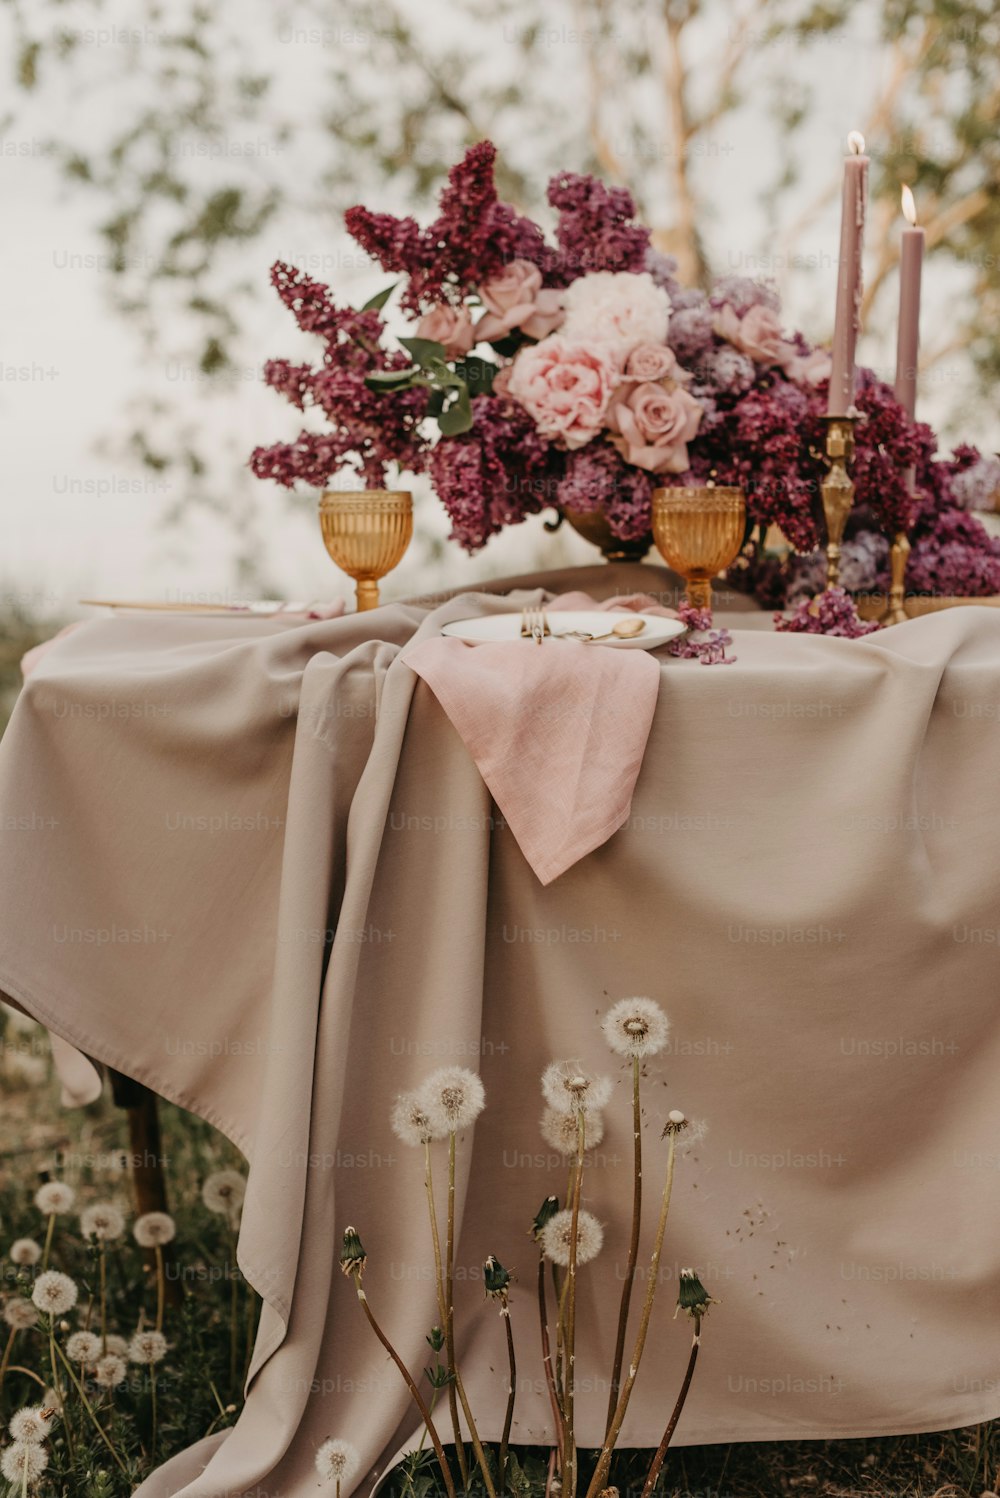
left=556, top=617, right=647, bottom=642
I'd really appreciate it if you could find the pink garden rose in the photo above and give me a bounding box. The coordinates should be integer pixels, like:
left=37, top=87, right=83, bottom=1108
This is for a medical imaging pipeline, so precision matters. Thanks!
left=476, top=259, right=564, bottom=343
left=415, top=303, right=475, bottom=359
left=782, top=346, right=833, bottom=387
left=606, top=379, right=703, bottom=474
left=507, top=336, right=620, bottom=450
left=713, top=303, right=789, bottom=365
left=621, top=342, right=689, bottom=384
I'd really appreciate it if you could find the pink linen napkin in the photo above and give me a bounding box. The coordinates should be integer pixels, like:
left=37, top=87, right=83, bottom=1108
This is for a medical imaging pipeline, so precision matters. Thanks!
left=404, top=594, right=666, bottom=885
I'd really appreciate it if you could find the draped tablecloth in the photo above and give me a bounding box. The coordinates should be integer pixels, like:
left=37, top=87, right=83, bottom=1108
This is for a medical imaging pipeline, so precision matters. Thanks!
left=1, top=567, right=999, bottom=1497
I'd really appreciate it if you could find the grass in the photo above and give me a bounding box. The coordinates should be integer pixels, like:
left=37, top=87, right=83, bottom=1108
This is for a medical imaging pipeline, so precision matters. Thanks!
left=0, top=1013, right=995, bottom=1497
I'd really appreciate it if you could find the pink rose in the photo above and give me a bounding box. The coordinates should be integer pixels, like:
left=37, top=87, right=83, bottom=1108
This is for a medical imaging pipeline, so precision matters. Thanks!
left=507, top=336, right=620, bottom=450
left=782, top=346, right=833, bottom=388
left=621, top=343, right=689, bottom=384
left=713, top=303, right=788, bottom=365
left=606, top=380, right=703, bottom=474
left=491, top=363, right=513, bottom=397
left=476, top=259, right=564, bottom=343
left=415, top=303, right=475, bottom=359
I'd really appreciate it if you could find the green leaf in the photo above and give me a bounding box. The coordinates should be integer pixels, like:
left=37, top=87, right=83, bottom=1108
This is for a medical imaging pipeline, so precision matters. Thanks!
left=398, top=336, right=448, bottom=368
left=360, top=281, right=398, bottom=313
left=454, top=355, right=498, bottom=397
left=437, top=385, right=473, bottom=436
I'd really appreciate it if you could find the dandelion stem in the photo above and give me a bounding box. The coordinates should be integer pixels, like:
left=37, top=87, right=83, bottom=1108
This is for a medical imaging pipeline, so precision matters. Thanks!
left=53, top=1335, right=125, bottom=1475
left=46, top=1317, right=75, bottom=1462
left=0, top=1326, right=16, bottom=1396
left=498, top=1301, right=516, bottom=1495
left=563, top=1111, right=586, bottom=1498
left=150, top=1364, right=158, bottom=1467
left=537, top=1253, right=565, bottom=1468
left=41, top=1213, right=55, bottom=1271
left=640, top=1314, right=702, bottom=1498
left=443, top=1133, right=469, bottom=1488
left=348, top=1269, right=456, bottom=1498
left=155, top=1243, right=166, bottom=1332
left=229, top=1232, right=239, bottom=1395
left=584, top=1131, right=678, bottom=1498
left=99, top=1243, right=108, bottom=1354
left=4, top=1365, right=48, bottom=1389
left=606, top=1056, right=641, bottom=1435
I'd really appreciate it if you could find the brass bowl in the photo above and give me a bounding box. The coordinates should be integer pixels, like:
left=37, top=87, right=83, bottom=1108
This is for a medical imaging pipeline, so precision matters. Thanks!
left=651, top=486, right=746, bottom=610
left=319, top=490, right=413, bottom=612
left=561, top=505, right=652, bottom=562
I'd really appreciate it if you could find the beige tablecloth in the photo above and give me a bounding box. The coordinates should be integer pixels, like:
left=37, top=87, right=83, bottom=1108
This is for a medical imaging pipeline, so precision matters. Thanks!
left=1, top=569, right=999, bottom=1497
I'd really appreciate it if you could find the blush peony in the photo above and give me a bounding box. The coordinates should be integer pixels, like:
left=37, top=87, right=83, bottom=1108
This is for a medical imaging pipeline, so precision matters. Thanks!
left=561, top=270, right=671, bottom=353
left=507, top=336, right=620, bottom=449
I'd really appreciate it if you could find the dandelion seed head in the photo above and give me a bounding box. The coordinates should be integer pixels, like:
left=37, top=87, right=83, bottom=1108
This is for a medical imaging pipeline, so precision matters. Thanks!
left=133, top=1211, right=176, bottom=1247
left=66, top=1331, right=101, bottom=1365
left=539, top=1107, right=605, bottom=1156
left=1, top=1441, right=48, bottom=1483
left=602, top=997, right=670, bottom=1059
left=201, top=1170, right=247, bottom=1223
left=8, top=1406, right=54, bottom=1444
left=540, top=1208, right=604, bottom=1267
left=419, top=1067, right=485, bottom=1135
left=541, top=1060, right=612, bottom=1115
left=389, top=1091, right=441, bottom=1147
left=1, top=1299, right=38, bottom=1330
left=92, top=1352, right=128, bottom=1388
left=31, top=1271, right=78, bottom=1317
left=104, top=1334, right=128, bottom=1357
left=315, top=1436, right=361, bottom=1484
left=80, top=1203, right=126, bottom=1242
left=8, top=1238, right=42, bottom=1267
left=128, top=1329, right=168, bottom=1365
left=33, top=1181, right=75, bottom=1216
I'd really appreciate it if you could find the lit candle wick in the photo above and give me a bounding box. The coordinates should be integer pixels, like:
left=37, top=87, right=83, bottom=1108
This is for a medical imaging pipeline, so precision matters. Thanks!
left=847, top=130, right=866, bottom=156
left=901, top=184, right=917, bottom=227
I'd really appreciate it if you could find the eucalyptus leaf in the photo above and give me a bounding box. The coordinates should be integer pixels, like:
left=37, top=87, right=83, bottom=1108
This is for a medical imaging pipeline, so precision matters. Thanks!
left=437, top=385, right=473, bottom=436
left=364, top=367, right=418, bottom=387
left=398, top=336, right=448, bottom=368
left=360, top=281, right=397, bottom=313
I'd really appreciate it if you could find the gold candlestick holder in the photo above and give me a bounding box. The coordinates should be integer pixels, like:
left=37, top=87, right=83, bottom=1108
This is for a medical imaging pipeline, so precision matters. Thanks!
left=882, top=532, right=911, bottom=626
left=821, top=416, right=856, bottom=590
left=319, top=490, right=413, bottom=612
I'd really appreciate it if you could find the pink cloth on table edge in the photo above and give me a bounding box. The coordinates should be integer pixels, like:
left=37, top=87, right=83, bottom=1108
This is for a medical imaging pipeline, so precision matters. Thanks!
left=403, top=592, right=664, bottom=885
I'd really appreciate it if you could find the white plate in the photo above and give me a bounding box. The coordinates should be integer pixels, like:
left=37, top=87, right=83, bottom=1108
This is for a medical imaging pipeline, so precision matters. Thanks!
left=441, top=610, right=685, bottom=650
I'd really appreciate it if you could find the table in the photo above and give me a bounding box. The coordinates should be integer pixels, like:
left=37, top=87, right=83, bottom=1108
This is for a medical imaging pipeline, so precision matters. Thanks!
left=1, top=563, right=998, bottom=1498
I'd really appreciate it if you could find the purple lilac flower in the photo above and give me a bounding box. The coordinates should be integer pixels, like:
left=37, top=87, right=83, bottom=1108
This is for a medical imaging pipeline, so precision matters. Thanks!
left=429, top=394, right=557, bottom=551
left=774, top=587, right=881, bottom=637
left=556, top=441, right=654, bottom=541
left=700, top=346, right=756, bottom=397
left=666, top=299, right=715, bottom=366
left=709, top=275, right=781, bottom=316
left=949, top=455, right=1000, bottom=512
left=546, top=172, right=651, bottom=282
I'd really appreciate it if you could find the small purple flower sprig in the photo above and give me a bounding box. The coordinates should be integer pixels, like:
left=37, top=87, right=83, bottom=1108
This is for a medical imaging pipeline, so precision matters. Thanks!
left=668, top=601, right=737, bottom=664
left=773, top=587, right=881, bottom=638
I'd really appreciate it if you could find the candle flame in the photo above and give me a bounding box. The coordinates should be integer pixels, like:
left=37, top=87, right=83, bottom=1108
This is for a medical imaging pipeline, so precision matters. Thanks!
left=847, top=130, right=865, bottom=155
left=901, top=184, right=917, bottom=226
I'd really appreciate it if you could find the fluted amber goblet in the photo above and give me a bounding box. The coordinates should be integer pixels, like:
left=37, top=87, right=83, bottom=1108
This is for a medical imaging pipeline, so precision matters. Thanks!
left=319, top=490, right=413, bottom=612
left=651, top=486, right=746, bottom=611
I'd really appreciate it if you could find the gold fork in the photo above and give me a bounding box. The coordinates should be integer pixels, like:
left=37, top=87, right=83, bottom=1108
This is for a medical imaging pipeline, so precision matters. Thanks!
left=519, top=605, right=549, bottom=645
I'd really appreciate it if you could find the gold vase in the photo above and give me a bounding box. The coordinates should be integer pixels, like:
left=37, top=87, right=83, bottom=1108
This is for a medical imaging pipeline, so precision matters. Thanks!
left=560, top=505, right=652, bottom=562
left=651, top=486, right=746, bottom=610
left=318, top=490, right=413, bottom=612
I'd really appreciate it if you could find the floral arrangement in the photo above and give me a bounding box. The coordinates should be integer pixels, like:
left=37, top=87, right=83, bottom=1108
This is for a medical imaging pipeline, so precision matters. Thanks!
left=250, top=141, right=999, bottom=608
left=329, top=996, right=714, bottom=1498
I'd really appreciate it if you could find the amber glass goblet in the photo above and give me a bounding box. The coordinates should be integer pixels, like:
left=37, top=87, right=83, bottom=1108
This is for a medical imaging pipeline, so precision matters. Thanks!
left=319, top=490, right=413, bottom=612
left=651, top=486, right=746, bottom=611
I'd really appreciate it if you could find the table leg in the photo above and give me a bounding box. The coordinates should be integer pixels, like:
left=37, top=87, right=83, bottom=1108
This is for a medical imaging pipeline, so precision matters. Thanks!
left=108, top=1070, right=180, bottom=1305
